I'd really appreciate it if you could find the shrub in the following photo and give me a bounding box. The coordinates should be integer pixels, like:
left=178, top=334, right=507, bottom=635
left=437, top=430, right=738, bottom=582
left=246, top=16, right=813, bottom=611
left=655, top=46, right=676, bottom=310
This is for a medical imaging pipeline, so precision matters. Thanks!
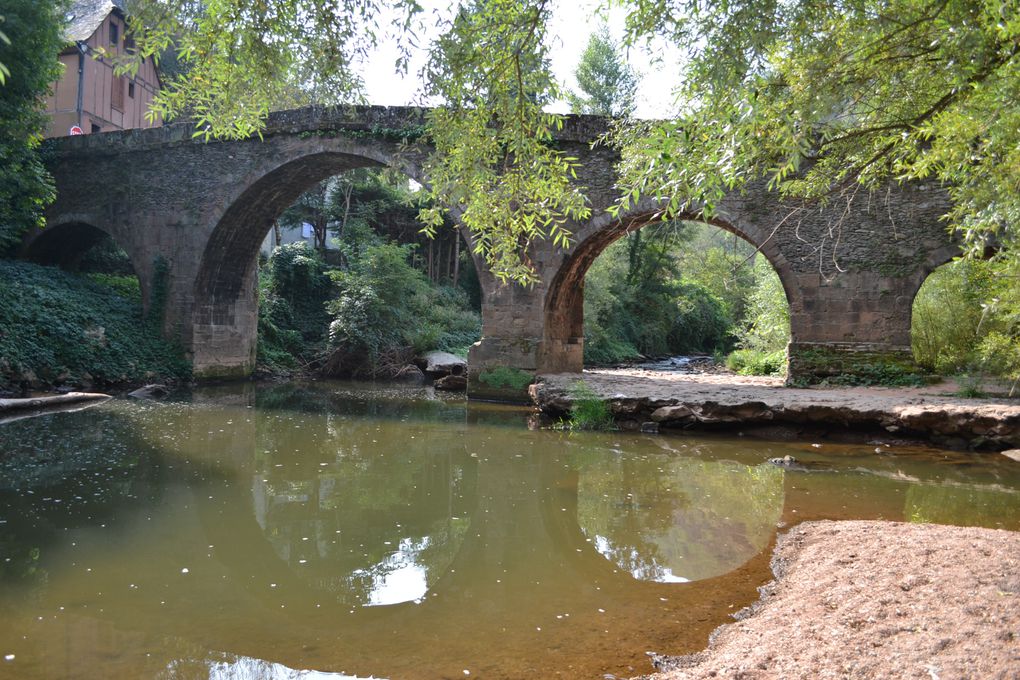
left=725, top=349, right=786, bottom=376
left=324, top=242, right=480, bottom=377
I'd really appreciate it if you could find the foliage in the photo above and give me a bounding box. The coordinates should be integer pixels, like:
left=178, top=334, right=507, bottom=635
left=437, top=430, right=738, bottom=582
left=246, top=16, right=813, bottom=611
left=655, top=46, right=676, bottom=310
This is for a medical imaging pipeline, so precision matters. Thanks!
left=734, top=258, right=790, bottom=354
left=566, top=24, right=637, bottom=117
left=565, top=380, right=615, bottom=431
left=77, top=239, right=135, bottom=276
left=118, top=0, right=402, bottom=138
left=256, top=243, right=334, bottom=371
left=418, top=0, right=590, bottom=284
left=85, top=273, right=141, bottom=302
left=325, top=242, right=480, bottom=377
left=911, top=259, right=993, bottom=374
left=119, top=0, right=1020, bottom=292
left=477, top=366, right=533, bottom=391
left=262, top=243, right=334, bottom=341
left=725, top=349, right=785, bottom=377
left=583, top=223, right=738, bottom=364
left=912, top=257, right=1020, bottom=390
left=0, top=260, right=190, bottom=389
left=615, top=0, right=1020, bottom=241
left=0, top=0, right=65, bottom=255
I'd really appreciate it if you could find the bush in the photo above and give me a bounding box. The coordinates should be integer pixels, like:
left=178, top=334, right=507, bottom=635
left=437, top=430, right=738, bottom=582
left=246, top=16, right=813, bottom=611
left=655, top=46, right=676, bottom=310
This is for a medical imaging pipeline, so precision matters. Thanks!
left=324, top=242, right=480, bottom=378
left=725, top=349, right=786, bottom=376
left=0, top=259, right=190, bottom=389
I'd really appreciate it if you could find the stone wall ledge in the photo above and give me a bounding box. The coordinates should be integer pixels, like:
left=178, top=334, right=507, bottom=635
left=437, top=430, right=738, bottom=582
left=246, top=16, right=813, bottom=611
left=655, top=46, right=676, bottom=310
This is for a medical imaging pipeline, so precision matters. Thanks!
left=531, top=372, right=1020, bottom=451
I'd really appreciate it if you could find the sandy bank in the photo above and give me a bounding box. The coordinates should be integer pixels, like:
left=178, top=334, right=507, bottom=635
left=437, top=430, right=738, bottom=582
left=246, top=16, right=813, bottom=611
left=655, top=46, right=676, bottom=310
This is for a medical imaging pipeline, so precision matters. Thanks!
left=640, top=520, right=1020, bottom=680
left=532, top=370, right=1020, bottom=450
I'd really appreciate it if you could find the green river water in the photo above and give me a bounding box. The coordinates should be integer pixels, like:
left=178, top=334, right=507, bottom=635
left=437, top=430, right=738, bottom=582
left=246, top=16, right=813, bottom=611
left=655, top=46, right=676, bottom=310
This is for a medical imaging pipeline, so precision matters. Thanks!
left=1, top=381, right=1018, bottom=680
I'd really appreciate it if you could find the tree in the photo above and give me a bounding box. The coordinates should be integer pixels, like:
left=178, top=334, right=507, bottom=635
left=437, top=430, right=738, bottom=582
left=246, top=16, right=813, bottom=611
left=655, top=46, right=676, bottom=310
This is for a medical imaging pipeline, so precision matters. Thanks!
left=0, top=0, right=66, bottom=255
left=566, top=25, right=637, bottom=117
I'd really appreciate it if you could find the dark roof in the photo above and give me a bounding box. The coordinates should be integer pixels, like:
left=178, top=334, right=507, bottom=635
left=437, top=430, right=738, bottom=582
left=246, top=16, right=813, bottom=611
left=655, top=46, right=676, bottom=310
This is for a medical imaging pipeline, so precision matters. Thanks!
left=64, top=0, right=125, bottom=43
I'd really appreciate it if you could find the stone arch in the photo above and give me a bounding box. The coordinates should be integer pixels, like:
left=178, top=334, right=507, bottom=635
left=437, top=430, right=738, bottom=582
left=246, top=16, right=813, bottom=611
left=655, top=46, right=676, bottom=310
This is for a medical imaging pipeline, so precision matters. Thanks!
left=20, top=218, right=152, bottom=305
left=189, top=146, right=429, bottom=378
left=539, top=204, right=799, bottom=374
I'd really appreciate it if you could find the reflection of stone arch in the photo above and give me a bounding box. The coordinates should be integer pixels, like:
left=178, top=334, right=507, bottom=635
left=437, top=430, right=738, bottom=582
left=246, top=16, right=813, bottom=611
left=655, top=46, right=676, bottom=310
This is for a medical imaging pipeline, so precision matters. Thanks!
left=542, top=202, right=797, bottom=374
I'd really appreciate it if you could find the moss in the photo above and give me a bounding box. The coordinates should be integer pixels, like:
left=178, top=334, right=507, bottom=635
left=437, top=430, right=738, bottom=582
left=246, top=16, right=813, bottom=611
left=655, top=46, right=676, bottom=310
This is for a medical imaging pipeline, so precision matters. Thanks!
left=788, top=346, right=926, bottom=387
left=478, top=366, right=534, bottom=390
left=192, top=362, right=253, bottom=381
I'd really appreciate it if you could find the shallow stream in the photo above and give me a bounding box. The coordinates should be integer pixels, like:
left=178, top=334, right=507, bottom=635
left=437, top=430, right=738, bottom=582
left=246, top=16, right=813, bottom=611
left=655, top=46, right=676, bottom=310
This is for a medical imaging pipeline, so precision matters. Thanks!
left=1, top=381, right=1018, bottom=679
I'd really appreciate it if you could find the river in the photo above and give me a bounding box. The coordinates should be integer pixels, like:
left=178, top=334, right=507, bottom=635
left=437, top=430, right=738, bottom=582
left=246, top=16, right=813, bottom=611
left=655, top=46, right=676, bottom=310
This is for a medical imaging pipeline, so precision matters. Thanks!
left=1, top=381, right=1018, bottom=679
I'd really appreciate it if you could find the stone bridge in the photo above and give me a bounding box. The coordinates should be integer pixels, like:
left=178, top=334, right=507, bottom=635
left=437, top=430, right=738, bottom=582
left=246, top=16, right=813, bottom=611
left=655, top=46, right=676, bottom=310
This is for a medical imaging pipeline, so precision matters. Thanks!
left=31, top=105, right=958, bottom=398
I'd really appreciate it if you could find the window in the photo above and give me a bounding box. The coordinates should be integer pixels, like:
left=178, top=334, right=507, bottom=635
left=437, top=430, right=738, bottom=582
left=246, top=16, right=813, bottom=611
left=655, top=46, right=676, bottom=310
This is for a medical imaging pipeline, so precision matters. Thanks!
left=112, top=74, right=125, bottom=111
left=91, top=122, right=101, bottom=134
left=109, top=21, right=119, bottom=46
left=124, top=34, right=135, bottom=53
left=128, top=82, right=135, bottom=99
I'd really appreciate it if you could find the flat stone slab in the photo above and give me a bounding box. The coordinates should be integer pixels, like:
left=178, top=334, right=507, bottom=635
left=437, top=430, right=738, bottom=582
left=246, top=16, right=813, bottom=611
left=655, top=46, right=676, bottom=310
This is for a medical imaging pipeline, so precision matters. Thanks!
left=532, top=370, right=1020, bottom=449
left=641, top=520, right=1020, bottom=680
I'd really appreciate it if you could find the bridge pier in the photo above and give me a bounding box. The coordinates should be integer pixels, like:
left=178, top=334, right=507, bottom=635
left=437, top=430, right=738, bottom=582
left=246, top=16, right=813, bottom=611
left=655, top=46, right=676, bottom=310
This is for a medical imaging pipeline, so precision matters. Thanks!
left=786, top=270, right=924, bottom=385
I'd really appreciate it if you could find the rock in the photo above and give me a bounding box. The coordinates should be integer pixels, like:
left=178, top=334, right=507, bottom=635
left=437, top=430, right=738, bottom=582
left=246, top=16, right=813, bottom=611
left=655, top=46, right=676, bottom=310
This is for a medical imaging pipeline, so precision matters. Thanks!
left=768, top=455, right=799, bottom=468
left=640, top=421, right=660, bottom=434
left=417, top=351, right=467, bottom=378
left=435, top=374, right=467, bottom=391
left=650, top=404, right=694, bottom=422
left=392, top=364, right=425, bottom=383
left=128, top=384, right=170, bottom=400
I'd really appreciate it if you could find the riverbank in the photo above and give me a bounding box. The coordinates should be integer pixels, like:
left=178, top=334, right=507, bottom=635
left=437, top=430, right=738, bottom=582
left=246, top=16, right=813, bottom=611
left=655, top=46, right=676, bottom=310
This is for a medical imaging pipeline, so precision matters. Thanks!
left=531, top=370, right=1020, bottom=450
left=639, top=520, right=1020, bottom=680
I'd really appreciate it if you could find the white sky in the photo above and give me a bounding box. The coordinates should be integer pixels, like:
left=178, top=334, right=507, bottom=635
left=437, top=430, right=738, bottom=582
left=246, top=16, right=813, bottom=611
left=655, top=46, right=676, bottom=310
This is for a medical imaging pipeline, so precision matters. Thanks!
left=355, top=1, right=685, bottom=119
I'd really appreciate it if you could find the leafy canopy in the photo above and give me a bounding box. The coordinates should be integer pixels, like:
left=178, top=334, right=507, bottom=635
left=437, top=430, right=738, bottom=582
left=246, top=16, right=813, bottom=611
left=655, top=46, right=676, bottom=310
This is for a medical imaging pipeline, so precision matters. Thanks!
left=0, top=0, right=66, bottom=254
left=119, top=0, right=1019, bottom=288
left=614, top=0, right=1020, bottom=253
left=416, top=0, right=590, bottom=283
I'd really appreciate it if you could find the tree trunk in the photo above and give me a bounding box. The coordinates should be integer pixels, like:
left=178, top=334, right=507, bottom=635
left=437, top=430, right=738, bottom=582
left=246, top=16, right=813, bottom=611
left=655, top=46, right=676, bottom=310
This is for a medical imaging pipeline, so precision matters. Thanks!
left=452, top=231, right=461, bottom=288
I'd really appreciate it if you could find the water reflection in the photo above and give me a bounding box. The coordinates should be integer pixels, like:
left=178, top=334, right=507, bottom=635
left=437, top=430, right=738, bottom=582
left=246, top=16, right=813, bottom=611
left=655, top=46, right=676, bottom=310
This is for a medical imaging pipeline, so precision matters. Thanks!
left=577, top=455, right=784, bottom=582
left=0, top=381, right=1018, bottom=680
left=173, top=655, right=379, bottom=680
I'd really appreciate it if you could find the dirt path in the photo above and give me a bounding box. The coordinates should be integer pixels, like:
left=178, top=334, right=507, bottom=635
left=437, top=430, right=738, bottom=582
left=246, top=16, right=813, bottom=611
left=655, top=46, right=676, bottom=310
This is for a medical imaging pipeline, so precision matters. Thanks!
left=532, top=370, right=1020, bottom=450
left=639, top=520, right=1020, bottom=680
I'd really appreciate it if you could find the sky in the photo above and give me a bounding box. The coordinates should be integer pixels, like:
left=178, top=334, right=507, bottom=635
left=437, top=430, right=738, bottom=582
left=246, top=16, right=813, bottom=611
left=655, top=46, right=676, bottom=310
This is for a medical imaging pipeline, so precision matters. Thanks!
left=354, top=1, right=685, bottom=119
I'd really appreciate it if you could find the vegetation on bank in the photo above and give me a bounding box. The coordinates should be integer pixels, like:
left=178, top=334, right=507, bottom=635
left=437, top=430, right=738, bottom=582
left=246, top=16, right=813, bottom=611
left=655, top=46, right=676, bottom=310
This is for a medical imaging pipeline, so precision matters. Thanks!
left=583, top=222, right=790, bottom=376
left=256, top=172, right=481, bottom=379
left=0, top=259, right=190, bottom=392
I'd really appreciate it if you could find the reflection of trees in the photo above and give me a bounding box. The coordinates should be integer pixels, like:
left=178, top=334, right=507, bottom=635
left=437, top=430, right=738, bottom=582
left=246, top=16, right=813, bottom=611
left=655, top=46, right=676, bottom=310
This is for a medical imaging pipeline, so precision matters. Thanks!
left=0, top=404, right=167, bottom=586
left=252, top=411, right=475, bottom=607
left=576, top=456, right=783, bottom=582
left=906, top=483, right=1020, bottom=529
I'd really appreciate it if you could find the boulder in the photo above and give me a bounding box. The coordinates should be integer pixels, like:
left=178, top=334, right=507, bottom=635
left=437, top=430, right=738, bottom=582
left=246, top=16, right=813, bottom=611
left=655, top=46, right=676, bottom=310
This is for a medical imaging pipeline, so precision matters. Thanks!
left=418, top=351, right=467, bottom=378
left=435, top=374, right=468, bottom=391
left=128, top=384, right=170, bottom=400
